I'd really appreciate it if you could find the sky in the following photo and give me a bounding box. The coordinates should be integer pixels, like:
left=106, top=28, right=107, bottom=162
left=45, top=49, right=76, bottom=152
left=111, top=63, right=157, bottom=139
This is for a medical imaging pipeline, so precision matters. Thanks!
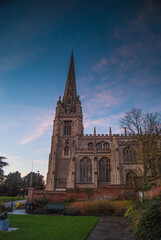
left=0, top=0, right=161, bottom=179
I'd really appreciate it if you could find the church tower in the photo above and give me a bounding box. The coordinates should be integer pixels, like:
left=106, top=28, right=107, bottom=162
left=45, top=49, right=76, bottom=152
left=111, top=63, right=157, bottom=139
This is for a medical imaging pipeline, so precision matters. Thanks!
left=46, top=51, right=83, bottom=190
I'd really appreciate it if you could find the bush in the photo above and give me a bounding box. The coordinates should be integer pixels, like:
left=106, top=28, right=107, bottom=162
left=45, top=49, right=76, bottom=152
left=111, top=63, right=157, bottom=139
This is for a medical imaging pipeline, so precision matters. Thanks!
left=64, top=207, right=80, bottom=216
left=34, top=197, right=48, bottom=208
left=134, top=199, right=161, bottom=240
left=0, top=203, right=13, bottom=212
left=70, top=200, right=129, bottom=216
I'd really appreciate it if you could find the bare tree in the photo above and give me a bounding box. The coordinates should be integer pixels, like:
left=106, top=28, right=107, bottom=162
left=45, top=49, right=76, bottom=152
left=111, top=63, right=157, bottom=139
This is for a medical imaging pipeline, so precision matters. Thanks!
left=120, top=108, right=161, bottom=184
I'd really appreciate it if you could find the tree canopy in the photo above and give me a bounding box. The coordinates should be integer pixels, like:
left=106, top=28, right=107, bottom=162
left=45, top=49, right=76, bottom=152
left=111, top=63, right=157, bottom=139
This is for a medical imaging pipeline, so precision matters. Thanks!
left=120, top=107, right=161, bottom=184
left=0, top=156, right=8, bottom=182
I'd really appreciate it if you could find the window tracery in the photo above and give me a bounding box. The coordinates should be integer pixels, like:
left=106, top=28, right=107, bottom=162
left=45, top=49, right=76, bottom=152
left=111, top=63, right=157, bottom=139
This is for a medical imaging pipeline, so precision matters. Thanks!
left=88, top=142, right=93, bottom=150
left=103, top=142, right=109, bottom=149
left=99, top=157, right=110, bottom=182
left=80, top=157, right=92, bottom=183
left=123, top=147, right=136, bottom=162
left=64, top=121, right=71, bottom=135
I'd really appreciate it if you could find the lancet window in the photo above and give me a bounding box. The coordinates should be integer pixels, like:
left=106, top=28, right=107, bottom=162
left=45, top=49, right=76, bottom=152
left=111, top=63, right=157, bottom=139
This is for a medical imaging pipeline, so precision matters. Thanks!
left=99, top=157, right=110, bottom=182
left=64, top=146, right=69, bottom=156
left=80, top=157, right=92, bottom=183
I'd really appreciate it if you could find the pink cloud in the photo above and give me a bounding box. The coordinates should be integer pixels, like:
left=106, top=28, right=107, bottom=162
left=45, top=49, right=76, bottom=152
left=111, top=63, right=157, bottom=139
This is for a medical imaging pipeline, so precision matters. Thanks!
left=20, top=114, right=53, bottom=145
left=92, top=58, right=108, bottom=71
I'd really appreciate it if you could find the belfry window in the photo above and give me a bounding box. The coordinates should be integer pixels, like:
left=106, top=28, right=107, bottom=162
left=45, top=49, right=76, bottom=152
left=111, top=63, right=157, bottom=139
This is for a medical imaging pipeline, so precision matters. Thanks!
left=64, top=121, right=71, bottom=135
left=123, top=147, right=136, bottom=162
left=64, top=146, right=69, bottom=156
left=80, top=157, right=92, bottom=183
left=99, top=157, right=110, bottom=182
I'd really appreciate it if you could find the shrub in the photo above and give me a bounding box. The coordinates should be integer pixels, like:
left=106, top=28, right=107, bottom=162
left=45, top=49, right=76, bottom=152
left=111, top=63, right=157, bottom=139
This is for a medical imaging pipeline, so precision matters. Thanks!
left=0, top=203, right=12, bottom=212
left=34, top=197, right=48, bottom=208
left=70, top=200, right=129, bottom=216
left=134, top=199, right=161, bottom=240
left=64, top=207, right=80, bottom=216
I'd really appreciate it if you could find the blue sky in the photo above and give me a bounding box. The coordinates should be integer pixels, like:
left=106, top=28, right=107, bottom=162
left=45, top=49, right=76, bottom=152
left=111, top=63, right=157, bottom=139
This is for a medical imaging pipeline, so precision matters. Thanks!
left=0, top=0, right=161, bottom=179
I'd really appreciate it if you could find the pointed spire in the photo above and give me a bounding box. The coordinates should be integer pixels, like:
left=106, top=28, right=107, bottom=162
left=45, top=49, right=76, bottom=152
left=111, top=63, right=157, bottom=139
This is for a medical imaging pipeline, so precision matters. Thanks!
left=94, top=126, right=96, bottom=136
left=63, top=50, right=77, bottom=104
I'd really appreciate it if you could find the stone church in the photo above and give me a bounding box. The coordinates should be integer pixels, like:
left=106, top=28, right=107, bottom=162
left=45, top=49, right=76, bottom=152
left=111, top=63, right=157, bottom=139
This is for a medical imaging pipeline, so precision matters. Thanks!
left=46, top=52, right=137, bottom=191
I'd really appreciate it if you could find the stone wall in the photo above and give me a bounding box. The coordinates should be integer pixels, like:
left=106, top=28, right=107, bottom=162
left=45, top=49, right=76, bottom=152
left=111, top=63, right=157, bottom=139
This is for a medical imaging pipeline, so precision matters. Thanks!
left=28, top=186, right=135, bottom=203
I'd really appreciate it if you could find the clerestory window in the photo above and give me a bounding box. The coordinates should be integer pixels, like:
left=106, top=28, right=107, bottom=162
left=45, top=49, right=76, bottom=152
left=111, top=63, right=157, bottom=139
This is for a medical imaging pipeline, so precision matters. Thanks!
left=123, top=147, right=136, bottom=162
left=88, top=142, right=93, bottom=150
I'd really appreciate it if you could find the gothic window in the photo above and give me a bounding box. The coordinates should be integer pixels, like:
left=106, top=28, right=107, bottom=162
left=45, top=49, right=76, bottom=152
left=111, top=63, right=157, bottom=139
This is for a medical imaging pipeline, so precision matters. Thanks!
left=123, top=147, right=136, bottom=162
left=96, top=142, right=102, bottom=150
left=126, top=171, right=135, bottom=185
left=88, top=142, right=93, bottom=150
left=99, top=157, right=110, bottom=182
left=64, top=121, right=71, bottom=135
left=64, top=146, right=69, bottom=156
left=103, top=142, right=109, bottom=149
left=80, top=157, right=92, bottom=183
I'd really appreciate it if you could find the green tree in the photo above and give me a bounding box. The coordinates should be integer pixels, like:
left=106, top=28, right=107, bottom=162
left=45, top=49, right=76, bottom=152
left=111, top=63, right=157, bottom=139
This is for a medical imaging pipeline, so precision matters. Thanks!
left=1, top=171, right=23, bottom=196
left=23, top=172, right=45, bottom=192
left=120, top=108, right=161, bottom=184
left=0, top=156, right=8, bottom=182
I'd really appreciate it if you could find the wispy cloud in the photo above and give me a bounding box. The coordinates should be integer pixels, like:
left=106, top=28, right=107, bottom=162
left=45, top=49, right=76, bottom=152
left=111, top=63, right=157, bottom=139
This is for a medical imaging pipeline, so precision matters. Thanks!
left=0, top=51, right=35, bottom=75
left=92, top=58, right=108, bottom=71
left=20, top=113, right=53, bottom=145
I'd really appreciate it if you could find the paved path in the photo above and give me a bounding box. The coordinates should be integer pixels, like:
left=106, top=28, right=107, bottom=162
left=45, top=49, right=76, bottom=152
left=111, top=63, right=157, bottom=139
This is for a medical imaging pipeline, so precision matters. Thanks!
left=87, top=216, right=135, bottom=240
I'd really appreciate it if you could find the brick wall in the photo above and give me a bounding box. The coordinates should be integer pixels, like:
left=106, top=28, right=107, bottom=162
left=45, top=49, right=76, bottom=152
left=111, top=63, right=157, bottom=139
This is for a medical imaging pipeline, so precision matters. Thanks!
left=144, top=180, right=161, bottom=199
left=28, top=186, right=135, bottom=203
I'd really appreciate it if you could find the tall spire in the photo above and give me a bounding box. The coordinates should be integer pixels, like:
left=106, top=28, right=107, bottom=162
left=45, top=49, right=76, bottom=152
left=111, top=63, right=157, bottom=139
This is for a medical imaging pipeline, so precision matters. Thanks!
left=63, top=50, right=77, bottom=103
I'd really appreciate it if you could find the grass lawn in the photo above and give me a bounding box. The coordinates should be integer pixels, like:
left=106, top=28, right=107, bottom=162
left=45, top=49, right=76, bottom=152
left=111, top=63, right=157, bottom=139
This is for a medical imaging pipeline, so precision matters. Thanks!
left=0, top=196, right=26, bottom=203
left=0, top=215, right=99, bottom=240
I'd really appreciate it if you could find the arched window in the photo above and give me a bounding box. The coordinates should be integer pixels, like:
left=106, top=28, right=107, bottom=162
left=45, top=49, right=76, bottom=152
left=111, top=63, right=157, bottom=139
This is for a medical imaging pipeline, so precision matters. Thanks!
left=103, top=142, right=109, bottom=149
left=99, top=157, right=110, bottom=182
left=64, top=146, right=69, bottom=156
left=123, top=147, right=136, bottom=162
left=64, top=121, right=71, bottom=135
left=88, top=142, right=93, bottom=150
left=126, top=171, right=135, bottom=185
left=96, top=142, right=102, bottom=150
left=80, top=157, right=92, bottom=183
